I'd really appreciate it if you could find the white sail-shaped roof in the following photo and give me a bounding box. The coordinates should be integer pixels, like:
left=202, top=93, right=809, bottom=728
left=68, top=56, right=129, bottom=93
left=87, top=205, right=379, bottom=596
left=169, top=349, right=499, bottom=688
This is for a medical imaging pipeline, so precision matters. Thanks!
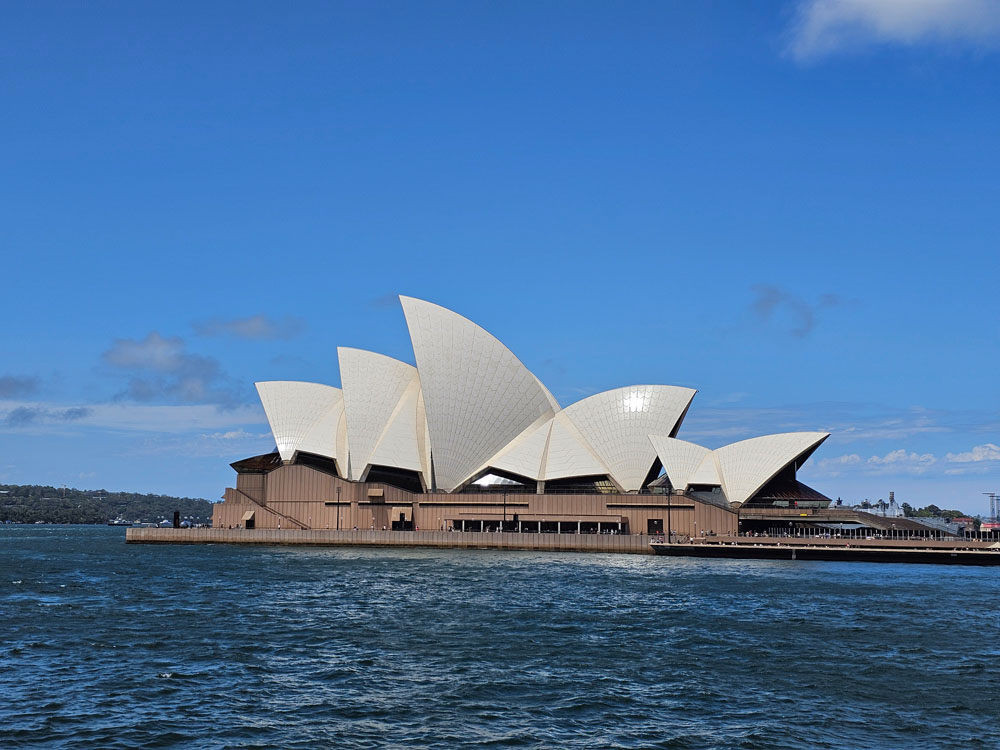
left=367, top=376, right=423, bottom=477
left=542, top=412, right=610, bottom=480
left=255, top=381, right=344, bottom=462
left=713, top=431, right=829, bottom=505
left=253, top=300, right=832, bottom=500
left=298, top=403, right=344, bottom=460
left=647, top=436, right=712, bottom=491
left=338, top=347, right=419, bottom=480
left=488, top=418, right=552, bottom=480
left=400, top=296, right=559, bottom=491
left=562, top=385, right=696, bottom=491
left=415, top=389, right=433, bottom=484
left=687, top=453, right=722, bottom=488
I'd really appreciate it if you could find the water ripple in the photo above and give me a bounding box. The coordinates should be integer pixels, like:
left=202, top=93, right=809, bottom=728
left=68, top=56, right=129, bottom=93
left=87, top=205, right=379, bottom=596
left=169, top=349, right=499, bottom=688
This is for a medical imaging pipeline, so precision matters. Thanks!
left=2, top=526, right=999, bottom=749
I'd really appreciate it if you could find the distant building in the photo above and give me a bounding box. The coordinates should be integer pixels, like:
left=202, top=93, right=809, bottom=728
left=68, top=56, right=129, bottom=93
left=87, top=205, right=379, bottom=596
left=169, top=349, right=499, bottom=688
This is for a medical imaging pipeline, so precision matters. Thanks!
left=852, top=497, right=905, bottom=518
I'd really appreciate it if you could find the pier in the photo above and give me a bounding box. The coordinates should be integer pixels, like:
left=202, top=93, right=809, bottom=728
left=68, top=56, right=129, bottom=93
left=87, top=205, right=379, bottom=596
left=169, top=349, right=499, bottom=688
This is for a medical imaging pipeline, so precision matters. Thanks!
left=126, top=527, right=654, bottom=554
left=127, top=527, right=1000, bottom=563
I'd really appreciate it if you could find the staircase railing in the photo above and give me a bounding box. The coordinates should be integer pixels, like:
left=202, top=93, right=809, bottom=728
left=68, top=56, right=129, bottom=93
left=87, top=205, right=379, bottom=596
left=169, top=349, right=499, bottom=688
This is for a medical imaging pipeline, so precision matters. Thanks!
left=231, top=487, right=308, bottom=530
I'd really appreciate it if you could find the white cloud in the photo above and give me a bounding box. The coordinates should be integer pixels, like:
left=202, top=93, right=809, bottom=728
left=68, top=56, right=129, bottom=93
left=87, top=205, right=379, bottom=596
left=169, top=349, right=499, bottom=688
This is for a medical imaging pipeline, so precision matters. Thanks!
left=810, top=448, right=937, bottom=477
left=867, top=448, right=936, bottom=468
left=816, top=452, right=863, bottom=470
left=945, top=443, right=1000, bottom=463
left=787, top=0, right=1000, bottom=60
left=207, top=430, right=266, bottom=441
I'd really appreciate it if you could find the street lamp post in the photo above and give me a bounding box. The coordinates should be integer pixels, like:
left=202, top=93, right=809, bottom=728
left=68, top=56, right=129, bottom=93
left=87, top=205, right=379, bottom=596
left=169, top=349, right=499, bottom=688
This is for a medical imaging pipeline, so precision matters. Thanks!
left=336, top=486, right=341, bottom=531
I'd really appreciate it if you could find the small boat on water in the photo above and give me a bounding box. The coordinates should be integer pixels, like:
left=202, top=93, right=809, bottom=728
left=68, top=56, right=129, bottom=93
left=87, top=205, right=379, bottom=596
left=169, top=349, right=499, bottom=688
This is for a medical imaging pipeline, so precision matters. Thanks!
left=107, top=517, right=132, bottom=527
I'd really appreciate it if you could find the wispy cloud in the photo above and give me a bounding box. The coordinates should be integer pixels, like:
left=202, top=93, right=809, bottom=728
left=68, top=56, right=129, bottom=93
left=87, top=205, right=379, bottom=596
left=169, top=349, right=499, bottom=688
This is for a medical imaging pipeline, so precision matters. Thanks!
left=0, top=375, right=40, bottom=399
left=681, top=400, right=925, bottom=444
left=2, top=405, right=91, bottom=428
left=681, top=405, right=815, bottom=444
left=85, top=403, right=264, bottom=433
left=102, top=332, right=247, bottom=407
left=815, top=448, right=936, bottom=476
left=672, top=400, right=997, bottom=454
left=127, top=429, right=273, bottom=458
left=749, top=284, right=842, bottom=337
left=787, top=0, right=1000, bottom=61
left=815, top=452, right=863, bottom=470
left=0, top=399, right=265, bottom=435
left=193, top=314, right=305, bottom=340
left=829, top=407, right=948, bottom=441
left=705, top=392, right=749, bottom=407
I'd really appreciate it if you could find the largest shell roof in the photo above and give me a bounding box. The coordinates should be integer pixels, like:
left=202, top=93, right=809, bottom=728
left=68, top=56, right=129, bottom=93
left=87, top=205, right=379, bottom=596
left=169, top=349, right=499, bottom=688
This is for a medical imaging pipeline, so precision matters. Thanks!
left=254, top=296, right=828, bottom=500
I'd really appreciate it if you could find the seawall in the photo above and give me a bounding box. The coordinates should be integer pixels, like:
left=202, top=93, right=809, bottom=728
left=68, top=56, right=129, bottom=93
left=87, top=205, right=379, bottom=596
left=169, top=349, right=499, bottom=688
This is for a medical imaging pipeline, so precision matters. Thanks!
left=125, top=528, right=1000, bottom=561
left=125, top=527, right=654, bottom=554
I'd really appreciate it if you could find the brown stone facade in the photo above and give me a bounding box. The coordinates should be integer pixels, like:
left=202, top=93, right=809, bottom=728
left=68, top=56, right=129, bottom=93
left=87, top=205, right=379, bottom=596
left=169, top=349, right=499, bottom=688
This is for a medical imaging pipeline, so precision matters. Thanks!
left=212, top=463, right=737, bottom=538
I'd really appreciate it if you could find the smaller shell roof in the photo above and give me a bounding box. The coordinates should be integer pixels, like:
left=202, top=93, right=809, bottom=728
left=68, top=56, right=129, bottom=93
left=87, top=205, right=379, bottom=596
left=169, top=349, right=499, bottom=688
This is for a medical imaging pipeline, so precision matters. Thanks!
left=542, top=412, right=610, bottom=481
left=487, top=418, right=552, bottom=480
left=562, top=385, right=696, bottom=492
left=647, top=430, right=829, bottom=505
left=688, top=454, right=723, bottom=487
left=713, top=431, right=829, bottom=505
left=255, top=381, right=344, bottom=462
left=647, top=436, right=711, bottom=491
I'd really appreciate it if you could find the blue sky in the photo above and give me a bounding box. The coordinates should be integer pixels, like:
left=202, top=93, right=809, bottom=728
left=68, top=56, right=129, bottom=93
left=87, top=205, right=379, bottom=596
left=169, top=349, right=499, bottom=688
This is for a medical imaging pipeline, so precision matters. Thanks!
left=2, top=1, right=998, bottom=512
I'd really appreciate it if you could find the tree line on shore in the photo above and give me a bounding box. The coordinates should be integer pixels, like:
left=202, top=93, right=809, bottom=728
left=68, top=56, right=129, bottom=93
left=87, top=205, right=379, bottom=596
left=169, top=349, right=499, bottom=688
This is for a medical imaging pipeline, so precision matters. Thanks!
left=899, top=503, right=971, bottom=520
left=0, top=484, right=213, bottom=525
left=855, top=499, right=977, bottom=524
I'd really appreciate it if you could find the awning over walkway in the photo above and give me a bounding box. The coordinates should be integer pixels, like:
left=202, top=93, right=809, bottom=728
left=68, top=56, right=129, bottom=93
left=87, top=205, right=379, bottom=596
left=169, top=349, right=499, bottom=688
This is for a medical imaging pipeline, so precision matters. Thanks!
left=241, top=510, right=255, bottom=522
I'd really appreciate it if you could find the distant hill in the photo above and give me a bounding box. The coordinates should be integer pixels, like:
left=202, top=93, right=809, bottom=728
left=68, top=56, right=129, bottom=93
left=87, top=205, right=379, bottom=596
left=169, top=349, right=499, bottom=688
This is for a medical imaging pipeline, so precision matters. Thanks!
left=0, top=484, right=214, bottom=525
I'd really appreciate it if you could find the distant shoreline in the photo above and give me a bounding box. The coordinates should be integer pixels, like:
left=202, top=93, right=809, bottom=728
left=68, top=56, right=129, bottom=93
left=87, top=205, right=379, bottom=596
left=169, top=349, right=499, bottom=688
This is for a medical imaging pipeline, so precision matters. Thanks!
left=0, top=484, right=213, bottom=525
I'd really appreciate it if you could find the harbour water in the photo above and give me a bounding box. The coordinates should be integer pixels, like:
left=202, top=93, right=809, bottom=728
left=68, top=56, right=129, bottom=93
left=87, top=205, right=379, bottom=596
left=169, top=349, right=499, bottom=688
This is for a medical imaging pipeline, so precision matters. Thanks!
left=3, top=525, right=999, bottom=749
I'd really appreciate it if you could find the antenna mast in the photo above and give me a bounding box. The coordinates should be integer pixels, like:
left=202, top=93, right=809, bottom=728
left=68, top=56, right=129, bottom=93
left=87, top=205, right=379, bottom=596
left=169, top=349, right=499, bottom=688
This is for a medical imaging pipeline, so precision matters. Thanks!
left=984, top=492, right=999, bottom=523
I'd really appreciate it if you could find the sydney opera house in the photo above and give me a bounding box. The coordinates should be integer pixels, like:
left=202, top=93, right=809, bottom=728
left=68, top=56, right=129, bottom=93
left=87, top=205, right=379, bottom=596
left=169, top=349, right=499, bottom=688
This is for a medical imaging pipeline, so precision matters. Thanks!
left=212, top=296, right=832, bottom=536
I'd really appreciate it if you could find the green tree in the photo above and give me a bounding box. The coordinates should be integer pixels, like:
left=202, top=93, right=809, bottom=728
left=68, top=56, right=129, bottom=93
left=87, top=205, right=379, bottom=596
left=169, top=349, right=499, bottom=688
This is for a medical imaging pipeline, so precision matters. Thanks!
left=0, top=484, right=214, bottom=524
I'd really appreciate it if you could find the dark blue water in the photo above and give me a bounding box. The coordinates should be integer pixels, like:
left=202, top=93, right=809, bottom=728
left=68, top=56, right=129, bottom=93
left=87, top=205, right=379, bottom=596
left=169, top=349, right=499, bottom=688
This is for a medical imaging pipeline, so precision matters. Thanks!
left=2, top=526, right=999, bottom=749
